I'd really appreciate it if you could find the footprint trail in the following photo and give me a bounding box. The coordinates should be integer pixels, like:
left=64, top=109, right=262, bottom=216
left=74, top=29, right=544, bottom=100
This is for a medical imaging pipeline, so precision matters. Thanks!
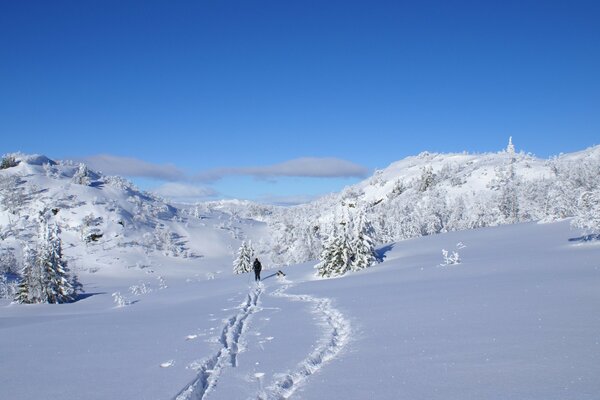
left=174, top=285, right=263, bottom=400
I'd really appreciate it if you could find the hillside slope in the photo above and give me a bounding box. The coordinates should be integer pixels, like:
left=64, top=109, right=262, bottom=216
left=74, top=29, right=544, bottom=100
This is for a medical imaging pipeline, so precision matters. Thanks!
left=1, top=220, right=598, bottom=399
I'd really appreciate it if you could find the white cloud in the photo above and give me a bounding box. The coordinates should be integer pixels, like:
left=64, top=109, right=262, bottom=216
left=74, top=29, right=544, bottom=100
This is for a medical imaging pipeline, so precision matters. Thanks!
left=151, top=182, right=217, bottom=203
left=195, top=157, right=369, bottom=182
left=81, top=154, right=185, bottom=181
left=256, top=194, right=320, bottom=206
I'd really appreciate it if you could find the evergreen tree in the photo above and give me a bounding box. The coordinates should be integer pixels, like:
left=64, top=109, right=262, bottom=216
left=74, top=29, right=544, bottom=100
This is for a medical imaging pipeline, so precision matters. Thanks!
left=15, top=220, right=78, bottom=304
left=14, top=244, right=37, bottom=304
left=72, top=163, right=91, bottom=185
left=315, top=231, right=353, bottom=278
left=233, top=240, right=254, bottom=274
left=350, top=210, right=378, bottom=271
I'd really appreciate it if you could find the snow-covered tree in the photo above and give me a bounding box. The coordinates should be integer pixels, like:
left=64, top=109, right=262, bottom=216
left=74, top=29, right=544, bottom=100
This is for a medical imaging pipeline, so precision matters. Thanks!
left=418, top=166, right=435, bottom=192
left=72, top=163, right=91, bottom=185
left=233, top=240, right=255, bottom=274
left=572, top=189, right=600, bottom=236
left=350, top=210, right=378, bottom=271
left=15, top=220, right=78, bottom=304
left=315, top=229, right=353, bottom=278
left=0, top=154, right=18, bottom=169
left=0, top=175, right=28, bottom=220
left=14, top=244, right=39, bottom=304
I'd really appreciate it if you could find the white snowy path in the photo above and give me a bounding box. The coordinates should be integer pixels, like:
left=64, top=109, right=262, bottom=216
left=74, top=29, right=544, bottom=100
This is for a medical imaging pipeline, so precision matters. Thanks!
left=182, top=278, right=352, bottom=400
left=175, top=285, right=264, bottom=399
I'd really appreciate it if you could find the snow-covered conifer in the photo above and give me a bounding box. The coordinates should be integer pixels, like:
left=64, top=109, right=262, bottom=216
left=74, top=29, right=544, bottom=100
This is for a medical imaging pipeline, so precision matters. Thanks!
left=315, top=220, right=353, bottom=278
left=72, top=163, right=91, bottom=185
left=506, top=136, right=516, bottom=156
left=350, top=210, right=378, bottom=271
left=233, top=240, right=254, bottom=274
left=15, top=220, right=77, bottom=304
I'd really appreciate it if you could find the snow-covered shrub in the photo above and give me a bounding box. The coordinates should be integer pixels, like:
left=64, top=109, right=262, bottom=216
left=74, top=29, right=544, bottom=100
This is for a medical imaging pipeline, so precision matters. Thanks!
left=112, top=292, right=130, bottom=307
left=129, top=282, right=152, bottom=295
left=572, top=189, right=600, bottom=237
left=440, top=249, right=461, bottom=266
left=156, top=275, right=168, bottom=289
left=80, top=213, right=104, bottom=243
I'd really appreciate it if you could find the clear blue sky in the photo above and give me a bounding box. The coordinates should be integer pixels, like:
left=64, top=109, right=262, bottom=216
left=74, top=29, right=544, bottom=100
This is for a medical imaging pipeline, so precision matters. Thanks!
left=1, top=0, right=599, bottom=203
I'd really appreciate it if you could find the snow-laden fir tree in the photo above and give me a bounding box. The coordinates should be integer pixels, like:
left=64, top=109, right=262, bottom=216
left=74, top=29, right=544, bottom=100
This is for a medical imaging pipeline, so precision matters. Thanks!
left=350, top=209, right=378, bottom=271
left=233, top=240, right=254, bottom=274
left=315, top=227, right=353, bottom=278
left=15, top=219, right=78, bottom=304
left=14, top=244, right=36, bottom=303
left=72, top=163, right=91, bottom=185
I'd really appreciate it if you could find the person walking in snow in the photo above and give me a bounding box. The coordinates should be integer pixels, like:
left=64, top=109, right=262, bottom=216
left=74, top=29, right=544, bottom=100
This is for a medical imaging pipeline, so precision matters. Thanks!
left=253, top=258, right=262, bottom=282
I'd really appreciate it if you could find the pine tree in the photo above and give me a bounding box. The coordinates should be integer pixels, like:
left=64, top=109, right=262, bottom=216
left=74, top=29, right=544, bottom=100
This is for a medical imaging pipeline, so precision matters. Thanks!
left=15, top=220, right=77, bottom=304
left=350, top=211, right=378, bottom=271
left=14, top=244, right=37, bottom=304
left=315, top=233, right=353, bottom=278
left=233, top=241, right=254, bottom=274
left=72, top=163, right=91, bottom=185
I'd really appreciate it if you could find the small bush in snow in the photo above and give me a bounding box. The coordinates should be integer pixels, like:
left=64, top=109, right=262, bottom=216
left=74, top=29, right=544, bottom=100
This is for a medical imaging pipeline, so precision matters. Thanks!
left=129, top=282, right=152, bottom=295
left=156, top=275, right=168, bottom=289
left=441, top=249, right=461, bottom=266
left=112, top=292, right=130, bottom=307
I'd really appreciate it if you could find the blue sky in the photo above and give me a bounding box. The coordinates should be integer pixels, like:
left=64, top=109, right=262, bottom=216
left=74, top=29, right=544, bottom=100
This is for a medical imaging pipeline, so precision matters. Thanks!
left=1, top=0, right=599, bottom=203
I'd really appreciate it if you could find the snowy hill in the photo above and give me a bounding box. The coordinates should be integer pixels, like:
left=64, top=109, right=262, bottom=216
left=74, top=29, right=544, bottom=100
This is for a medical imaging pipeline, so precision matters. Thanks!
left=207, top=143, right=600, bottom=265
left=1, top=219, right=599, bottom=399
left=0, top=153, right=269, bottom=285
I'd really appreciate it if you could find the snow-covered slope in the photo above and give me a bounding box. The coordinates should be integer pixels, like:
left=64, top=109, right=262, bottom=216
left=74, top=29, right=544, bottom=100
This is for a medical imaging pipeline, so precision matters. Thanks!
left=0, top=153, right=269, bottom=283
left=1, top=220, right=598, bottom=399
left=207, top=144, right=600, bottom=265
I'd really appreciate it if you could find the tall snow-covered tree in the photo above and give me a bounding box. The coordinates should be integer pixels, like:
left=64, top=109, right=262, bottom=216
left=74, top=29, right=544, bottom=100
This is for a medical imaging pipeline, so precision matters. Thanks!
left=15, top=220, right=78, bottom=304
left=233, top=240, right=254, bottom=274
left=315, top=229, right=353, bottom=278
left=350, top=210, right=378, bottom=271
left=14, top=244, right=37, bottom=304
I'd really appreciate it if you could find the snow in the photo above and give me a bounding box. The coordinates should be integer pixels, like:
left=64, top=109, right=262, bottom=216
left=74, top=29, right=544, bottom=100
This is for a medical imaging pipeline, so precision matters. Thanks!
left=1, top=150, right=599, bottom=399
left=2, top=219, right=599, bottom=399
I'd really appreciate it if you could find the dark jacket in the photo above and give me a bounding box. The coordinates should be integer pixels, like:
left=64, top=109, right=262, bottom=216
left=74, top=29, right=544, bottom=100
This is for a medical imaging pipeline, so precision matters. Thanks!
left=253, top=259, right=262, bottom=272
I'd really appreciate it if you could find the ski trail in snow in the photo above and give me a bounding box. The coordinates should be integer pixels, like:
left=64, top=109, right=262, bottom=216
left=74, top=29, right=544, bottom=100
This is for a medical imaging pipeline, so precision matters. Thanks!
left=259, top=283, right=351, bottom=400
left=174, top=285, right=263, bottom=400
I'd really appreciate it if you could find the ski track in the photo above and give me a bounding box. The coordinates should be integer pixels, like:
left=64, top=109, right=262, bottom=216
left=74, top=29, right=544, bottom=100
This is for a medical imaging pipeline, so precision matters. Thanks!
left=259, top=283, right=351, bottom=400
left=174, top=285, right=263, bottom=400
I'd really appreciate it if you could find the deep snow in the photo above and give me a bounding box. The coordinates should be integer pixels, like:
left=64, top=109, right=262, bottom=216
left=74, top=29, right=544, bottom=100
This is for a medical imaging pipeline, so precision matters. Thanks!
left=2, top=219, right=599, bottom=399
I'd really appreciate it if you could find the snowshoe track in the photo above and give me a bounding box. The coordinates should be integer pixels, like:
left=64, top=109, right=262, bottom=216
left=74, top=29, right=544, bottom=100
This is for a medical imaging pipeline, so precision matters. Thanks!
left=260, top=284, right=351, bottom=400
left=175, top=285, right=262, bottom=400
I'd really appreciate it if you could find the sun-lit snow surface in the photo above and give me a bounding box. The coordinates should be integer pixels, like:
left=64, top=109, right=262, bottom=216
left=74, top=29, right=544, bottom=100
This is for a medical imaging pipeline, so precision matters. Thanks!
left=2, top=219, right=599, bottom=399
